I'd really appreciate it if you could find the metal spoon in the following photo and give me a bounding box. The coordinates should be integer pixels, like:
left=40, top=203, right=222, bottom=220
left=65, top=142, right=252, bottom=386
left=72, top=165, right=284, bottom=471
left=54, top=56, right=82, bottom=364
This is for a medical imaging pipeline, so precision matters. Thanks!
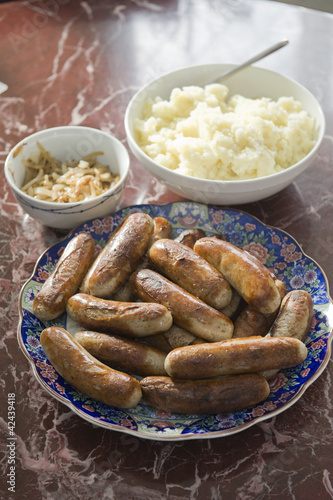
left=0, top=82, right=8, bottom=94
left=209, top=39, right=289, bottom=84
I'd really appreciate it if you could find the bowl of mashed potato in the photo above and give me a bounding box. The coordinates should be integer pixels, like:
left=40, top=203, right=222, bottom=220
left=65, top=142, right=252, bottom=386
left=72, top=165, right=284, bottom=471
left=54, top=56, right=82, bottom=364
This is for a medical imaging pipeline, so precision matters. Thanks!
left=125, top=64, right=325, bottom=204
left=5, top=126, right=129, bottom=229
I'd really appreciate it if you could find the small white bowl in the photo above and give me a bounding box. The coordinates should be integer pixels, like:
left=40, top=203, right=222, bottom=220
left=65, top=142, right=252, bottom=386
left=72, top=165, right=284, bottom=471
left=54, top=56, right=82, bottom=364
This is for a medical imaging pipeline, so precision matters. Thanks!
left=125, top=64, right=325, bottom=205
left=5, top=126, right=130, bottom=229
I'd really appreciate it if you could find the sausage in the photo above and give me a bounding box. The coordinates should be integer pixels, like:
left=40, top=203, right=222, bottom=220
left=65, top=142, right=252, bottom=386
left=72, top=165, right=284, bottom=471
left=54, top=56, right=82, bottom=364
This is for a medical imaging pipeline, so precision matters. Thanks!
left=33, top=232, right=95, bottom=321
left=144, top=324, right=205, bottom=352
left=274, top=278, right=288, bottom=299
left=269, top=290, right=313, bottom=340
left=74, top=330, right=167, bottom=377
left=232, top=308, right=274, bottom=339
left=66, top=293, right=173, bottom=337
left=110, top=278, right=137, bottom=303
left=112, top=216, right=173, bottom=302
left=174, top=228, right=206, bottom=249
left=220, top=288, right=244, bottom=319
left=194, top=238, right=281, bottom=314
left=164, top=336, right=308, bottom=379
left=261, top=290, right=313, bottom=380
left=148, top=239, right=232, bottom=309
left=149, top=217, right=173, bottom=248
left=232, top=279, right=287, bottom=338
left=131, top=268, right=234, bottom=342
left=80, top=213, right=154, bottom=298
left=40, top=327, right=142, bottom=408
left=140, top=374, right=270, bottom=415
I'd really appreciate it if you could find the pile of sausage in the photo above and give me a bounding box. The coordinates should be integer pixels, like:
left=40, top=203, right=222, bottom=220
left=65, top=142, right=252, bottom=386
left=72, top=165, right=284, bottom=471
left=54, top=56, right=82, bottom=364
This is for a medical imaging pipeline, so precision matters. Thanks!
left=35, top=212, right=313, bottom=415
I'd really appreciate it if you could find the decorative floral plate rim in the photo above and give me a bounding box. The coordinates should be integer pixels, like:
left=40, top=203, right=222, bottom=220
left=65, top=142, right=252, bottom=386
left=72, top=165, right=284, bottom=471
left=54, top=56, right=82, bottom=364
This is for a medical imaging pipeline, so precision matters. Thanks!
left=18, top=201, right=333, bottom=441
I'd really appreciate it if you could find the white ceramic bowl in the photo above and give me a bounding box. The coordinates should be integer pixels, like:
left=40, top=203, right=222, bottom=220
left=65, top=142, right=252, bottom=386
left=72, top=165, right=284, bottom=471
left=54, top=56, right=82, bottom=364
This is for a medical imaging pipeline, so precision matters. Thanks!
left=125, top=64, right=325, bottom=205
left=5, top=126, right=130, bottom=229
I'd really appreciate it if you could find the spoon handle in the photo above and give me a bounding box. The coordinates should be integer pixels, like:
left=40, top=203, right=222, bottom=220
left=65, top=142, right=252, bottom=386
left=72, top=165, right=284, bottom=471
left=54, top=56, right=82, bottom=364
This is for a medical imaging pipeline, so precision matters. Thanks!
left=210, top=39, right=289, bottom=84
left=0, top=81, right=8, bottom=94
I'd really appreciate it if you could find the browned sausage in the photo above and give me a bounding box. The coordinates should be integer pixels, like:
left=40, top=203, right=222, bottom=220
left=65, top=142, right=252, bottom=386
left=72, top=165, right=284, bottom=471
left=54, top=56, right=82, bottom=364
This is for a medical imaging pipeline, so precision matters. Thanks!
left=74, top=330, right=167, bottom=376
left=194, top=238, right=281, bottom=314
left=232, top=279, right=287, bottom=338
left=148, top=239, right=232, bottom=309
left=144, top=324, right=205, bottom=352
left=131, top=269, right=234, bottom=342
left=40, top=327, right=142, bottom=408
left=149, top=217, right=173, bottom=248
left=140, top=374, right=270, bottom=415
left=80, top=213, right=154, bottom=298
left=232, top=308, right=274, bottom=339
left=174, top=228, right=206, bottom=249
left=220, top=288, right=244, bottom=319
left=164, top=336, right=308, bottom=379
left=261, top=290, right=313, bottom=380
left=66, top=293, right=173, bottom=337
left=110, top=278, right=137, bottom=303
left=112, top=216, right=173, bottom=302
left=33, top=232, right=95, bottom=321
left=269, top=290, right=313, bottom=340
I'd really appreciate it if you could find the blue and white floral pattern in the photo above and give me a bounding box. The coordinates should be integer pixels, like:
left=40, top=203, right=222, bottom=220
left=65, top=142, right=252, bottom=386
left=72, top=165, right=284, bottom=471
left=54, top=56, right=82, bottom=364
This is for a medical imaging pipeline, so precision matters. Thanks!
left=18, top=202, right=333, bottom=441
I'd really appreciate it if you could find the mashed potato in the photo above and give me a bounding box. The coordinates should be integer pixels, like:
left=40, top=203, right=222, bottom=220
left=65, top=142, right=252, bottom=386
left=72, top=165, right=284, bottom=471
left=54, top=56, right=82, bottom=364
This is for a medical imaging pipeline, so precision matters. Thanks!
left=134, top=84, right=316, bottom=180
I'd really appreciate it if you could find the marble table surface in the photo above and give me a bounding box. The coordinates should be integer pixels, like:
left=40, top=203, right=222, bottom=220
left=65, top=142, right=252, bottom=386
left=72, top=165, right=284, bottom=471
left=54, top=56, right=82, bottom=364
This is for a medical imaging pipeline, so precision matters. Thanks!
left=0, top=0, right=332, bottom=498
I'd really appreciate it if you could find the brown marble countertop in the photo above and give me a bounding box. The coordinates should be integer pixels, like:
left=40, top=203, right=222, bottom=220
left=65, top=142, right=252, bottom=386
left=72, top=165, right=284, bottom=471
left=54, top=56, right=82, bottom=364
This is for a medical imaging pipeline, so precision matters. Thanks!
left=1, top=1, right=332, bottom=498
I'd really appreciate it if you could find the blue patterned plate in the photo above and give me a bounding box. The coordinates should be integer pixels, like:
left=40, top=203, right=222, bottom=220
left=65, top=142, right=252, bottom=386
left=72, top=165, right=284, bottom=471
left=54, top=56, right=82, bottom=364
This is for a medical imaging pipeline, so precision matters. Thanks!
left=18, top=202, right=333, bottom=441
